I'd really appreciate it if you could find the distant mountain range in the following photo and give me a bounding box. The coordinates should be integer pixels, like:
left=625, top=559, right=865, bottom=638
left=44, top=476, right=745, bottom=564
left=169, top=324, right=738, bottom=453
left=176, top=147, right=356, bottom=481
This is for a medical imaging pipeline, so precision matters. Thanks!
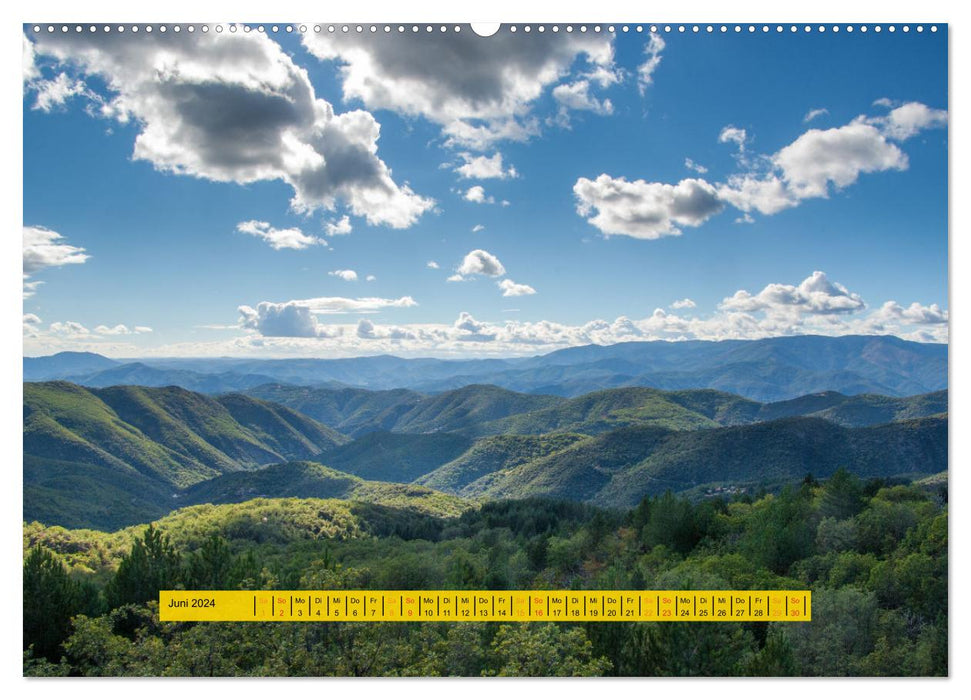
left=24, top=334, right=947, bottom=402
left=24, top=379, right=947, bottom=530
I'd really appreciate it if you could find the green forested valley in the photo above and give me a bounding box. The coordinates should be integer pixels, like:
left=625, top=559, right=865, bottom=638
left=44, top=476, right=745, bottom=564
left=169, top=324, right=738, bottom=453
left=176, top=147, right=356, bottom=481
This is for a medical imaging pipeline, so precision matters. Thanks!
left=22, top=373, right=948, bottom=677
left=24, top=472, right=947, bottom=676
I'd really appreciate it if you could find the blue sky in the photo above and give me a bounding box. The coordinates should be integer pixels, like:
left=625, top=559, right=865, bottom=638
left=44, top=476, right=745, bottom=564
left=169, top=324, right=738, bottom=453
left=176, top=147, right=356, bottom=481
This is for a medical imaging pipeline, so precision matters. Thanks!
left=22, top=23, right=948, bottom=357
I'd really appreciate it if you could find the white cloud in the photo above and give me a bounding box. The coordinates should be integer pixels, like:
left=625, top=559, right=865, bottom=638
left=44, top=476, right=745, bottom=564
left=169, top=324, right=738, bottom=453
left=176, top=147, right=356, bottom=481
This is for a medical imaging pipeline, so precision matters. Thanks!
left=446, top=274, right=465, bottom=283
left=236, top=220, right=325, bottom=250
left=869, top=300, right=948, bottom=325
left=670, top=298, right=696, bottom=309
left=498, top=279, right=537, bottom=297
left=873, top=97, right=896, bottom=108
left=472, top=224, right=485, bottom=233
left=237, top=295, right=419, bottom=338
left=27, top=31, right=434, bottom=228
left=803, top=107, right=829, bottom=123
left=577, top=102, right=946, bottom=236
left=238, top=302, right=335, bottom=338
left=719, top=271, right=865, bottom=316
left=23, top=225, right=89, bottom=275
left=464, top=185, right=494, bottom=204
left=36, top=270, right=944, bottom=357
left=774, top=122, right=907, bottom=199
left=870, top=102, right=948, bottom=141
left=456, top=249, right=506, bottom=277
left=301, top=29, right=615, bottom=150
left=329, top=269, right=359, bottom=282
left=716, top=174, right=798, bottom=216
left=324, top=215, right=353, bottom=236
left=365, top=275, right=376, bottom=282
left=356, top=318, right=416, bottom=341
left=684, top=158, right=708, bottom=174
left=93, top=324, right=151, bottom=336
left=454, top=152, right=518, bottom=180
left=573, top=175, right=723, bottom=239
left=718, top=126, right=748, bottom=151
left=23, top=34, right=39, bottom=82
left=48, top=321, right=91, bottom=337
left=637, top=33, right=665, bottom=95
left=426, top=261, right=440, bottom=269
left=23, top=225, right=89, bottom=297
left=552, top=80, right=613, bottom=116
left=31, top=72, right=90, bottom=112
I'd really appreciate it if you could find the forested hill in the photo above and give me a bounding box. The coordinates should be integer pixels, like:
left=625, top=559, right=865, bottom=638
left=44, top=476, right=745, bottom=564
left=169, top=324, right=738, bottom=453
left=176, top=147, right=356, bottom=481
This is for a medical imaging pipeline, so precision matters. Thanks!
left=24, top=382, right=348, bottom=528
left=25, top=380, right=947, bottom=530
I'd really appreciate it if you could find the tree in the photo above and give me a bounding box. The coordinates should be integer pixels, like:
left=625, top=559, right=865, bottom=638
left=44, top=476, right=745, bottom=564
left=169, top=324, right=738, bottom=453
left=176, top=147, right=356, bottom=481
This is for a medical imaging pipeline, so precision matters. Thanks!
left=485, top=623, right=611, bottom=677
left=104, top=525, right=182, bottom=609
left=23, top=546, right=101, bottom=662
left=183, top=535, right=237, bottom=589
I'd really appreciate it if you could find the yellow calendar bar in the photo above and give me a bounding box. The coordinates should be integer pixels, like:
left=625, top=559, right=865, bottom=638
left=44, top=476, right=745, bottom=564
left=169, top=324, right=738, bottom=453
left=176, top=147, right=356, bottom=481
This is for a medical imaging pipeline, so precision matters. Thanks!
left=160, top=590, right=811, bottom=622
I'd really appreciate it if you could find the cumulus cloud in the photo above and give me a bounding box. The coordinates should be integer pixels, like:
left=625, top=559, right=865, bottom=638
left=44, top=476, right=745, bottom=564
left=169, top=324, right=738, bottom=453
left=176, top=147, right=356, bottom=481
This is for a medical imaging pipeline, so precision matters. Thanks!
left=454, top=152, right=518, bottom=180
left=774, top=122, right=907, bottom=199
left=453, top=311, right=497, bottom=341
left=92, top=324, right=152, bottom=336
left=718, top=125, right=748, bottom=151
left=552, top=80, right=613, bottom=117
left=23, top=225, right=89, bottom=297
left=868, top=102, right=948, bottom=141
left=671, top=298, right=696, bottom=309
left=716, top=174, right=798, bottom=216
left=365, top=275, right=376, bottom=282
left=472, top=224, right=485, bottom=233
left=498, top=279, right=537, bottom=297
left=575, top=102, right=946, bottom=238
left=869, top=300, right=948, bottom=325
left=238, top=302, right=335, bottom=338
left=456, top=249, right=506, bottom=277
left=238, top=295, right=417, bottom=337
left=49, top=321, right=91, bottom=337
left=463, top=185, right=493, bottom=204
left=803, top=107, right=829, bottom=123
left=573, top=175, right=723, bottom=239
left=329, top=269, right=359, bottom=282
left=236, top=220, right=325, bottom=250
left=31, top=71, right=92, bottom=112
left=684, top=158, right=708, bottom=174
left=36, top=270, right=943, bottom=356
left=637, top=33, right=665, bottom=95
left=26, top=30, right=433, bottom=228
left=719, top=271, right=865, bottom=316
left=426, top=260, right=440, bottom=269
left=324, top=215, right=353, bottom=236
left=23, top=34, right=39, bottom=82
left=301, top=28, right=616, bottom=150
left=23, top=225, right=89, bottom=275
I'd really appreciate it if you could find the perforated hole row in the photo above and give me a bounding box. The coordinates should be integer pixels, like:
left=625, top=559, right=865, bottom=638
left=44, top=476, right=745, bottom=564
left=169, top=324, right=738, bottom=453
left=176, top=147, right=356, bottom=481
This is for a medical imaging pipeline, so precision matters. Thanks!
left=30, top=24, right=940, bottom=35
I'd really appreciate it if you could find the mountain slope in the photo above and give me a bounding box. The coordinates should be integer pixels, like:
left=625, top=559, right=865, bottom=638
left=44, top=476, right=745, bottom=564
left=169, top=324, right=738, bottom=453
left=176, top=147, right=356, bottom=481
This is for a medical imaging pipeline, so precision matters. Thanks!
left=24, top=382, right=350, bottom=529
left=23, top=351, right=119, bottom=381
left=68, top=363, right=281, bottom=394
left=475, top=387, right=735, bottom=436
left=468, top=416, right=947, bottom=508
left=242, top=384, right=425, bottom=436
left=415, top=433, right=589, bottom=493
left=316, top=431, right=473, bottom=483
left=180, top=461, right=469, bottom=517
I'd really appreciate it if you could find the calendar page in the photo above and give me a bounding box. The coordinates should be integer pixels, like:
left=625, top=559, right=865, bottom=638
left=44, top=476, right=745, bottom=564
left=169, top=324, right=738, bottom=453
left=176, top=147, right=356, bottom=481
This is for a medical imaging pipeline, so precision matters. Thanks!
left=22, top=21, right=947, bottom=678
